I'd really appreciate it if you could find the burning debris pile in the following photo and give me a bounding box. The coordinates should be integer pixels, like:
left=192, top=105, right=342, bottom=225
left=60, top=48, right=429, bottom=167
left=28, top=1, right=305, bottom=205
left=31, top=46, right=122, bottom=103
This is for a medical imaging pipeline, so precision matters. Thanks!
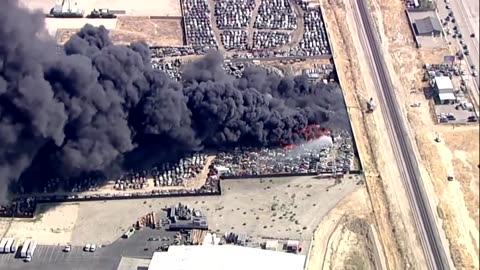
left=0, top=197, right=36, bottom=218
left=212, top=128, right=355, bottom=177
left=0, top=0, right=349, bottom=203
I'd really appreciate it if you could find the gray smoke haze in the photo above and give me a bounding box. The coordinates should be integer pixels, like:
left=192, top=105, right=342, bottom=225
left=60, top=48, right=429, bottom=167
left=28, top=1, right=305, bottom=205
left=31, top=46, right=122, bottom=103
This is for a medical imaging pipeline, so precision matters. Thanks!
left=0, top=0, right=348, bottom=202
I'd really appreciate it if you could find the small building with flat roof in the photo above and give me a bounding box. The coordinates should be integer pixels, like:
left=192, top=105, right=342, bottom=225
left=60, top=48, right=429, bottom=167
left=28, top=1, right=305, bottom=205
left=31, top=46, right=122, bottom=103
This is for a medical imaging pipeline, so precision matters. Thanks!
left=414, top=16, right=442, bottom=36
left=434, top=76, right=456, bottom=104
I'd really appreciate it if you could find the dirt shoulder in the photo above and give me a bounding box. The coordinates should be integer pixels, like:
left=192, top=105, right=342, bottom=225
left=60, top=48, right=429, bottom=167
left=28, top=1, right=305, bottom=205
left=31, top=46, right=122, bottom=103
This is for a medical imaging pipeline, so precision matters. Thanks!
left=366, top=0, right=479, bottom=268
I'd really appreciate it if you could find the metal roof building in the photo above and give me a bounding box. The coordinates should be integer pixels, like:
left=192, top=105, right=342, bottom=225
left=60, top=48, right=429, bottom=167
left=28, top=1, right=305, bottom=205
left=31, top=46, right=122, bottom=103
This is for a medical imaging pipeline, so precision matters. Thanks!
left=414, top=17, right=442, bottom=36
left=434, top=76, right=456, bottom=103
left=147, top=245, right=306, bottom=270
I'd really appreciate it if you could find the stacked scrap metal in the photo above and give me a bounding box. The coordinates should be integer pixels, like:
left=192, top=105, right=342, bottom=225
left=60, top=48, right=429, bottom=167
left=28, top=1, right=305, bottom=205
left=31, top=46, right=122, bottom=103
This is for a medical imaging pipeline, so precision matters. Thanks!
left=254, top=0, right=297, bottom=30
left=151, top=153, right=207, bottom=187
left=115, top=170, right=148, bottom=191
left=214, top=0, right=255, bottom=29
left=253, top=31, right=292, bottom=49
left=0, top=197, right=36, bottom=218
left=150, top=46, right=209, bottom=58
left=151, top=58, right=182, bottom=81
left=290, top=3, right=331, bottom=56
left=302, top=64, right=336, bottom=81
left=424, top=63, right=462, bottom=78
left=182, top=0, right=217, bottom=47
left=220, top=30, right=249, bottom=50
left=222, top=62, right=246, bottom=78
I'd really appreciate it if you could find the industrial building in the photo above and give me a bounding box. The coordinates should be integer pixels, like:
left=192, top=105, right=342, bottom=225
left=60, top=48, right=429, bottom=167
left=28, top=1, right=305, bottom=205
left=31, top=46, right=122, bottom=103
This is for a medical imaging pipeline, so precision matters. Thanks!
left=434, top=76, right=456, bottom=104
left=414, top=16, right=442, bottom=36
left=146, top=245, right=306, bottom=270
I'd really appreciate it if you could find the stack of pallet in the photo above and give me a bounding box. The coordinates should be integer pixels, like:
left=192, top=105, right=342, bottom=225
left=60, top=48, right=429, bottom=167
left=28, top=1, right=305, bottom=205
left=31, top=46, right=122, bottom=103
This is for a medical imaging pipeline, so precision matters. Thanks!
left=135, top=212, right=158, bottom=230
left=190, top=229, right=208, bottom=245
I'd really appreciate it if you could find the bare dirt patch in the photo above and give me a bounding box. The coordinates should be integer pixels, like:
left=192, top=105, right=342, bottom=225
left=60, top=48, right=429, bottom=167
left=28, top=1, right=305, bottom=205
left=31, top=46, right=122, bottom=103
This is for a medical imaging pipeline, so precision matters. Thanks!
left=56, top=17, right=184, bottom=46
left=366, top=0, right=480, bottom=267
left=306, top=188, right=377, bottom=270
left=62, top=176, right=359, bottom=245
left=0, top=203, right=79, bottom=245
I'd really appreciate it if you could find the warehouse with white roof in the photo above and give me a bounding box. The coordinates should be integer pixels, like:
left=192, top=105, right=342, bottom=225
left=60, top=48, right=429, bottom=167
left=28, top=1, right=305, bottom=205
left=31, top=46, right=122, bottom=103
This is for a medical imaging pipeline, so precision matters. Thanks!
left=147, top=245, right=306, bottom=270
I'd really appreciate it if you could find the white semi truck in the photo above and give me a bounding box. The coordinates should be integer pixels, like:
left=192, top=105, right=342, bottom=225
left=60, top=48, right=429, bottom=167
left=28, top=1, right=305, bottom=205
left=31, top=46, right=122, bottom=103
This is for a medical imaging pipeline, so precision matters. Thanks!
left=21, top=239, right=32, bottom=258
left=26, top=240, right=37, bottom=258
left=3, top=239, right=14, bottom=254
left=0, top=238, right=8, bottom=253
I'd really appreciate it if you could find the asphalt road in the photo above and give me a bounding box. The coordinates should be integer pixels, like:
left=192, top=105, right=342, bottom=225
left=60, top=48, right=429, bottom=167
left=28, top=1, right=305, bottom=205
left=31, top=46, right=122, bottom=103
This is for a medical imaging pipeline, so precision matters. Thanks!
left=352, top=0, right=451, bottom=269
left=438, top=0, right=479, bottom=106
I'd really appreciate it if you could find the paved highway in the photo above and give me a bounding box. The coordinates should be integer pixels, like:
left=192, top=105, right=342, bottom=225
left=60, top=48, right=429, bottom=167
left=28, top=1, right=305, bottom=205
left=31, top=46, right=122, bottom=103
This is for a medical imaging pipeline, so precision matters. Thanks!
left=438, top=0, right=479, bottom=107
left=352, top=0, right=451, bottom=269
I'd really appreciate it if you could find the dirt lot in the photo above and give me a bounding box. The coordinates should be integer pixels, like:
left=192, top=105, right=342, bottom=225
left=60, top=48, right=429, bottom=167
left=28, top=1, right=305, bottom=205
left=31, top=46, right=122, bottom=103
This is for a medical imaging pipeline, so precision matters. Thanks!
left=306, top=188, right=378, bottom=270
left=19, top=0, right=182, bottom=16
left=0, top=176, right=361, bottom=246
left=366, top=0, right=480, bottom=268
left=56, top=17, right=184, bottom=46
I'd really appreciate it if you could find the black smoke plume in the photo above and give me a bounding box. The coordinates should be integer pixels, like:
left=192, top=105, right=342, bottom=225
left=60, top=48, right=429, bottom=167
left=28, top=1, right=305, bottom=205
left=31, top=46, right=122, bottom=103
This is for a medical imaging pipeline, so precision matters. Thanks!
left=0, top=0, right=348, bottom=202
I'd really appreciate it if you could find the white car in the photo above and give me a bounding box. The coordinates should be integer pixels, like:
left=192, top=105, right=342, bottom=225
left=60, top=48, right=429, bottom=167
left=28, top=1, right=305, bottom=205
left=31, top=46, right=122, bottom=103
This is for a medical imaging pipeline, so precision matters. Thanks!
left=63, top=245, right=71, bottom=252
left=472, top=71, right=478, bottom=77
left=89, top=244, right=96, bottom=252
left=24, top=256, right=32, bottom=262
left=84, top=244, right=91, bottom=252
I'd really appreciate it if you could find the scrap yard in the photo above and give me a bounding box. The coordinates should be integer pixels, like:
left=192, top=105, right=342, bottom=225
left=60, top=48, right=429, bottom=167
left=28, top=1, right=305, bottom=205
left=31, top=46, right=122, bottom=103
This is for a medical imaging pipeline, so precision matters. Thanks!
left=0, top=0, right=477, bottom=269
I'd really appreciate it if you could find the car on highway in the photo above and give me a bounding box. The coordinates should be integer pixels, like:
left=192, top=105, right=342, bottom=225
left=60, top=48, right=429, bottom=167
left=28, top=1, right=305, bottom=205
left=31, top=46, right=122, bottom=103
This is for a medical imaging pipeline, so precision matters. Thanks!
left=84, top=244, right=91, bottom=252
left=63, top=245, right=71, bottom=252
left=464, top=50, right=470, bottom=55
left=471, top=33, right=476, bottom=38
left=473, top=71, right=478, bottom=77
left=472, top=65, right=476, bottom=70
left=90, top=244, right=96, bottom=252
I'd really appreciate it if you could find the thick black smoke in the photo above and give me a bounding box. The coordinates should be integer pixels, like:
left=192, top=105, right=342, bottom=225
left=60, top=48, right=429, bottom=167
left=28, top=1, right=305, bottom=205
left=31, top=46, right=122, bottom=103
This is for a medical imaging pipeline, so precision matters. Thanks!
left=0, top=0, right=348, bottom=202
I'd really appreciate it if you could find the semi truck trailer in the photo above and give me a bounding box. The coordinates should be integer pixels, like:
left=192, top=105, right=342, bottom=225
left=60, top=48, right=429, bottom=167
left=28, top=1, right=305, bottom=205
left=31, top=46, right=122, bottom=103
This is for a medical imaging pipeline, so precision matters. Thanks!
left=21, top=239, right=32, bottom=258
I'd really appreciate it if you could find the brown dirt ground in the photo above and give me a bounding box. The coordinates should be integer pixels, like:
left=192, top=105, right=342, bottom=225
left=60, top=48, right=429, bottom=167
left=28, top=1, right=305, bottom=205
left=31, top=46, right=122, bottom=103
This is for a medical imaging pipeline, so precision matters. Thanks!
left=56, top=17, right=184, bottom=46
left=366, top=0, right=479, bottom=268
left=306, top=189, right=376, bottom=270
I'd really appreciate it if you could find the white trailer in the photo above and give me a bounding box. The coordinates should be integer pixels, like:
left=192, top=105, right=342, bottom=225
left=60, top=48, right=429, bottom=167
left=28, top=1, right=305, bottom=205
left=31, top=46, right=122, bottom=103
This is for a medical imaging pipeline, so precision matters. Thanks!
left=26, top=240, right=37, bottom=258
left=3, top=239, right=13, bottom=254
left=21, top=240, right=31, bottom=258
left=0, top=238, right=8, bottom=253
left=10, top=239, right=17, bottom=253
